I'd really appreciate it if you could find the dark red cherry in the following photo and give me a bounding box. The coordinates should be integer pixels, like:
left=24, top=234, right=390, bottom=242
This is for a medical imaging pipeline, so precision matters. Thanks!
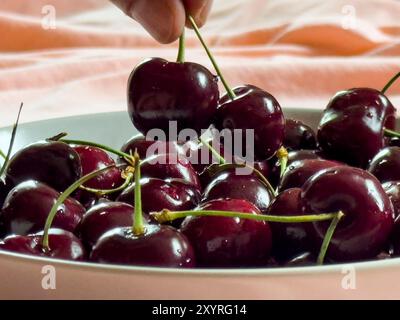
left=0, top=179, right=10, bottom=209
left=6, top=141, right=82, bottom=191
left=389, top=137, right=400, bottom=147
left=392, top=217, right=400, bottom=256
left=283, top=252, right=316, bottom=267
left=180, top=199, right=272, bottom=267
left=117, top=178, right=201, bottom=226
left=127, top=58, right=219, bottom=136
left=215, top=85, right=285, bottom=160
left=284, top=119, right=317, bottom=151
left=368, top=147, right=400, bottom=183
left=0, top=228, right=85, bottom=261
left=267, top=188, right=312, bottom=261
left=1, top=180, right=85, bottom=236
left=73, top=145, right=123, bottom=190
left=90, top=224, right=195, bottom=267
left=140, top=153, right=200, bottom=189
left=278, top=159, right=342, bottom=191
left=121, top=134, right=184, bottom=160
left=317, top=88, right=396, bottom=168
left=383, top=181, right=400, bottom=218
left=202, top=168, right=274, bottom=213
left=76, top=201, right=135, bottom=249
left=302, top=166, right=395, bottom=262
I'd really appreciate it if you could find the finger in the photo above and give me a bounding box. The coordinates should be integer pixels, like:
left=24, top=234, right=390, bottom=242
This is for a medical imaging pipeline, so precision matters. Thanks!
left=111, top=0, right=186, bottom=44
left=183, top=0, right=213, bottom=28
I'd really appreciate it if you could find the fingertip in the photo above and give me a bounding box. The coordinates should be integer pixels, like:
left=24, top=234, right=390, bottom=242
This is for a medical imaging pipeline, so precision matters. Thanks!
left=183, top=0, right=213, bottom=28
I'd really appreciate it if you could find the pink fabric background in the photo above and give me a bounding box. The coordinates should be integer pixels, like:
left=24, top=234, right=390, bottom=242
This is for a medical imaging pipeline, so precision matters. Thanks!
left=0, top=0, right=399, bottom=126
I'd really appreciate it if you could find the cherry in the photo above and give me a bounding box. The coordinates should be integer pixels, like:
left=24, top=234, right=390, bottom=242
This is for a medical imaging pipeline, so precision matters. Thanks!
left=0, top=179, right=10, bottom=209
left=1, top=180, right=85, bottom=236
left=121, top=134, right=184, bottom=160
left=0, top=228, right=85, bottom=261
left=127, top=57, right=219, bottom=136
left=117, top=178, right=200, bottom=219
left=368, top=147, right=400, bottom=183
left=283, top=252, right=316, bottom=267
left=180, top=198, right=272, bottom=267
left=76, top=201, right=134, bottom=249
left=284, top=119, right=317, bottom=151
left=267, top=188, right=312, bottom=261
left=90, top=152, right=196, bottom=267
left=6, top=141, right=82, bottom=191
left=278, top=159, right=342, bottom=191
left=215, top=84, right=285, bottom=160
left=317, top=88, right=396, bottom=168
left=301, top=166, right=395, bottom=262
left=392, top=217, right=400, bottom=256
left=383, top=181, right=400, bottom=218
left=202, top=168, right=274, bottom=213
left=388, top=137, right=400, bottom=147
left=140, top=153, right=201, bottom=189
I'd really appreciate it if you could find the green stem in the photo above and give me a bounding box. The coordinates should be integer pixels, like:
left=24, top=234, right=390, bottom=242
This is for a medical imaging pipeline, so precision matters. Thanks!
left=188, top=15, right=236, bottom=100
left=382, top=72, right=400, bottom=94
left=317, top=211, right=344, bottom=265
left=132, top=151, right=145, bottom=235
left=42, top=164, right=120, bottom=250
left=79, top=168, right=134, bottom=196
left=0, top=149, right=6, bottom=160
left=176, top=29, right=185, bottom=63
left=60, top=138, right=132, bottom=163
left=199, top=137, right=226, bottom=165
left=152, top=209, right=342, bottom=224
left=384, top=128, right=400, bottom=138
left=0, top=102, right=23, bottom=176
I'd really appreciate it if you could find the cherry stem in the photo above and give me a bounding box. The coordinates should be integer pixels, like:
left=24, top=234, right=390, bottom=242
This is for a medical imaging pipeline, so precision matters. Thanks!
left=384, top=128, right=400, bottom=138
left=176, top=29, right=185, bottom=63
left=317, top=211, right=344, bottom=265
left=41, top=164, right=121, bottom=250
left=79, top=166, right=134, bottom=196
left=382, top=71, right=400, bottom=94
left=277, top=146, right=289, bottom=179
left=132, top=151, right=145, bottom=236
left=60, top=138, right=133, bottom=165
left=188, top=15, right=236, bottom=100
left=152, top=209, right=342, bottom=224
left=0, top=102, right=23, bottom=177
left=0, top=149, right=6, bottom=160
left=199, top=137, right=225, bottom=165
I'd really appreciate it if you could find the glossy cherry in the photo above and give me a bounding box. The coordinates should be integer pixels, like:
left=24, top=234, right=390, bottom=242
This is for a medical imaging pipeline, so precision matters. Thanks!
left=127, top=58, right=219, bottom=136
left=283, top=252, right=316, bottom=267
left=0, top=228, right=85, bottom=261
left=267, top=188, right=312, bottom=261
left=368, top=147, right=400, bottom=183
left=284, top=119, right=317, bottom=151
left=317, top=88, right=396, bottom=168
left=140, top=153, right=201, bottom=189
left=0, top=179, right=10, bottom=209
left=6, top=141, right=82, bottom=191
left=215, top=85, right=285, bottom=160
left=76, top=201, right=135, bottom=249
left=301, top=166, right=395, bottom=262
left=1, top=180, right=85, bottom=236
left=180, top=198, right=272, bottom=267
left=383, top=181, right=400, bottom=218
left=278, top=159, right=342, bottom=191
left=202, top=168, right=274, bottom=213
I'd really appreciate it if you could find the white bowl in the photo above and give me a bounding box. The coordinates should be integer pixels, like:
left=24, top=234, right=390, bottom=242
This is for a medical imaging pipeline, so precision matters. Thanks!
left=0, top=109, right=399, bottom=300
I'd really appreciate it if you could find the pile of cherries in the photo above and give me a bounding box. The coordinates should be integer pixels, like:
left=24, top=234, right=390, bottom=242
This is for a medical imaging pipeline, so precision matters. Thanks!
left=1, top=19, right=400, bottom=269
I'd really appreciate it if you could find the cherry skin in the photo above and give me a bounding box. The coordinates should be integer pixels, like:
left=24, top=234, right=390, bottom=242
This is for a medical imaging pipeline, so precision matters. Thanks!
left=266, top=188, right=312, bottom=262
left=301, top=166, right=395, bottom=262
left=284, top=119, right=317, bottom=151
left=202, top=168, right=274, bottom=213
left=5, top=141, right=82, bottom=191
left=127, top=58, right=219, bottom=136
left=1, top=180, right=85, bottom=236
left=117, top=178, right=200, bottom=217
left=317, top=88, right=396, bottom=168
left=90, top=224, right=195, bottom=267
left=215, top=85, right=285, bottom=160
left=368, top=147, right=400, bottom=183
left=383, top=181, right=400, bottom=218
left=0, top=228, right=85, bottom=261
left=180, top=199, right=272, bottom=267
left=278, top=159, right=342, bottom=191
left=283, top=252, right=316, bottom=267
left=388, top=137, right=400, bottom=147
left=140, top=153, right=201, bottom=189
left=121, top=134, right=184, bottom=160
left=0, top=179, right=10, bottom=209
left=76, top=201, right=135, bottom=249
